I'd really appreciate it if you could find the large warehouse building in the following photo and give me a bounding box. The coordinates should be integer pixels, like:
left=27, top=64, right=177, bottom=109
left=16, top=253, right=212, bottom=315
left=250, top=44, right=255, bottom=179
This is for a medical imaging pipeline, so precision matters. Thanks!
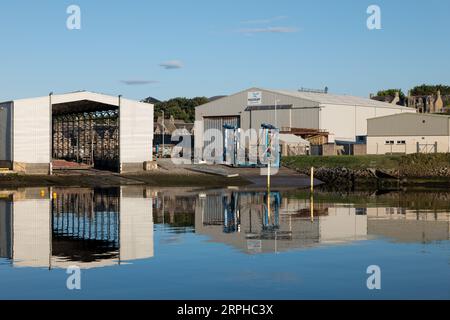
left=0, top=91, right=154, bottom=174
left=194, top=87, right=415, bottom=158
left=367, top=113, right=450, bottom=154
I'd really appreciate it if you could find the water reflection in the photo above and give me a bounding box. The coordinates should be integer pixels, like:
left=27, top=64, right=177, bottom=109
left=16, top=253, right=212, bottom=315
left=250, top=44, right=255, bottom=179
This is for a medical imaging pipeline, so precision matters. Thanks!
left=0, top=188, right=449, bottom=268
left=151, top=189, right=450, bottom=253
left=195, top=191, right=368, bottom=254
left=0, top=187, right=153, bottom=269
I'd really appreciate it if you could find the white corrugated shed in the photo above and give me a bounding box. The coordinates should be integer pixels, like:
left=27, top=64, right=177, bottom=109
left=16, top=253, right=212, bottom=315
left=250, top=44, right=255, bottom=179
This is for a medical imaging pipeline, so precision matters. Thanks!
left=0, top=91, right=154, bottom=173
left=120, top=98, right=154, bottom=164
left=13, top=97, right=51, bottom=164
left=279, top=134, right=310, bottom=145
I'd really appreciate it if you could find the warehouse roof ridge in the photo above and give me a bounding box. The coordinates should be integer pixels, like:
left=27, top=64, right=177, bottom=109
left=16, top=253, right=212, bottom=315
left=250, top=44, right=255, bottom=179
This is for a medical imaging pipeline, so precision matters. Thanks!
left=367, top=112, right=450, bottom=121
left=261, top=88, right=413, bottom=109
left=194, top=87, right=415, bottom=110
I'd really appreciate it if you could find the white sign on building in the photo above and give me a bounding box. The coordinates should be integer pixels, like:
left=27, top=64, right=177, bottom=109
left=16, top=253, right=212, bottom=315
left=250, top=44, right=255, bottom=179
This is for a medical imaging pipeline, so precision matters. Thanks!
left=247, top=91, right=262, bottom=106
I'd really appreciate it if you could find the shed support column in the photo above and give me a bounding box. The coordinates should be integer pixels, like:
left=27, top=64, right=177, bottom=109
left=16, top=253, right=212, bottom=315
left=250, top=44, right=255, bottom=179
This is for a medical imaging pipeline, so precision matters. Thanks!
left=118, top=95, right=122, bottom=174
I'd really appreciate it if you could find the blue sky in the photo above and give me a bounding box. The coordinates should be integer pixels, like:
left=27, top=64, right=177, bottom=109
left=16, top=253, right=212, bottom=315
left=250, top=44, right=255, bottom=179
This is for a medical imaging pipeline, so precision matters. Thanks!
left=0, top=0, right=449, bottom=101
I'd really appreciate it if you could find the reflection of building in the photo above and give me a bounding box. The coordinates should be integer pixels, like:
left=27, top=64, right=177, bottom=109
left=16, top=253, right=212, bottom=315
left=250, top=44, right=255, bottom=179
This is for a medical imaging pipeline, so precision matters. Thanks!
left=0, top=187, right=154, bottom=269
left=0, top=199, right=13, bottom=260
left=195, top=192, right=368, bottom=254
left=194, top=191, right=450, bottom=253
left=367, top=207, right=450, bottom=243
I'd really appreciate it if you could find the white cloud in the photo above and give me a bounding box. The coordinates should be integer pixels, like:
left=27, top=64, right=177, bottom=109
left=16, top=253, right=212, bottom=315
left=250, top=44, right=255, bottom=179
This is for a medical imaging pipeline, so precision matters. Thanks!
left=120, top=80, right=159, bottom=86
left=241, top=16, right=288, bottom=25
left=238, top=26, right=299, bottom=35
left=159, top=60, right=184, bottom=69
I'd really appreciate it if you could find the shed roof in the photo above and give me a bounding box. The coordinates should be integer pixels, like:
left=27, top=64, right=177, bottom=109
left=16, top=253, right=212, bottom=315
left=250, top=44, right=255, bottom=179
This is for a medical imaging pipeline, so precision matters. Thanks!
left=264, top=88, right=412, bottom=109
left=195, top=87, right=415, bottom=112
left=368, top=112, right=450, bottom=121
left=279, top=134, right=310, bottom=145
left=2, top=90, right=153, bottom=109
left=367, top=112, right=450, bottom=137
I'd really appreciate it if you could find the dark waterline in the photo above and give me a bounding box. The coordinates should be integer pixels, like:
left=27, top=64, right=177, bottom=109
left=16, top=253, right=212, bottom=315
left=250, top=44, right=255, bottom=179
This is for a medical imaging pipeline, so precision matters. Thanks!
left=0, top=187, right=449, bottom=300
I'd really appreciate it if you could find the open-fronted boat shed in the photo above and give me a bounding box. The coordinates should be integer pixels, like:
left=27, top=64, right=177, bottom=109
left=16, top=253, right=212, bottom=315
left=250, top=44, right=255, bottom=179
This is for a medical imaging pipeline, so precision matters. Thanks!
left=0, top=91, right=154, bottom=174
left=194, top=87, right=416, bottom=157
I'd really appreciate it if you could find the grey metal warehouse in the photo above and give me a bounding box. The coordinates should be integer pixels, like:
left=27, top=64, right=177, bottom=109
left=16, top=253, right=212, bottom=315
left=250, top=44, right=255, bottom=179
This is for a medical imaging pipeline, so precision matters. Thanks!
left=194, top=87, right=415, bottom=157
left=0, top=91, right=154, bottom=174
left=367, top=113, right=450, bottom=154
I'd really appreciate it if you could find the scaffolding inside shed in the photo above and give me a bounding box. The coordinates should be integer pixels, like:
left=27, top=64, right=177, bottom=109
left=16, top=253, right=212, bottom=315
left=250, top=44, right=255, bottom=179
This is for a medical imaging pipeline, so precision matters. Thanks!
left=52, top=101, right=120, bottom=171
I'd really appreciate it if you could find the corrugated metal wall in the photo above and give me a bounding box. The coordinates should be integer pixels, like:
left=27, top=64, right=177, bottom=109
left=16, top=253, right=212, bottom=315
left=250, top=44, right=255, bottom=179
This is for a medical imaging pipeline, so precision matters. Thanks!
left=321, top=104, right=417, bottom=142
left=195, top=89, right=321, bottom=157
left=367, top=113, right=450, bottom=137
left=13, top=97, right=51, bottom=164
left=249, top=108, right=319, bottom=130
left=120, top=99, right=154, bottom=164
left=196, top=88, right=319, bottom=126
left=0, top=102, right=12, bottom=161
left=204, top=116, right=240, bottom=160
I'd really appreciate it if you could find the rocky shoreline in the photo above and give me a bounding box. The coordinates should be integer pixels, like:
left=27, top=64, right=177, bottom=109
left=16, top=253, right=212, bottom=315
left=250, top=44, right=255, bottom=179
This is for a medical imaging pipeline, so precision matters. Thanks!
left=291, top=166, right=450, bottom=190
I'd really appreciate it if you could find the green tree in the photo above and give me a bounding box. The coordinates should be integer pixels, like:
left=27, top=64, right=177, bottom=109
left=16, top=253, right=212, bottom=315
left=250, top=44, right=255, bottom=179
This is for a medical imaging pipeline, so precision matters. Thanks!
left=376, top=89, right=406, bottom=100
left=410, top=84, right=450, bottom=96
left=144, top=97, right=209, bottom=122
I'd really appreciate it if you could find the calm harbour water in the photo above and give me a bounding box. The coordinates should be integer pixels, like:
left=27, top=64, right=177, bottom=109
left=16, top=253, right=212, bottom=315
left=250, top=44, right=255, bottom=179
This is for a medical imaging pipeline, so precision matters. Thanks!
left=0, top=187, right=449, bottom=300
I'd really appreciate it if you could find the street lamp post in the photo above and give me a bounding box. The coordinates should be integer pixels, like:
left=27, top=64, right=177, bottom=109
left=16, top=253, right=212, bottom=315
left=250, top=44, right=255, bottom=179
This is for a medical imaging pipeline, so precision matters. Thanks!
left=162, top=110, right=165, bottom=158
left=274, top=98, right=280, bottom=128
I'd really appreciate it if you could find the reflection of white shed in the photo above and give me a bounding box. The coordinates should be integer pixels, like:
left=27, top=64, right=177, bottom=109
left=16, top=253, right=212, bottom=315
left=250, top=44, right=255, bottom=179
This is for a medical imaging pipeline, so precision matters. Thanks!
left=279, top=134, right=310, bottom=156
left=0, top=187, right=154, bottom=269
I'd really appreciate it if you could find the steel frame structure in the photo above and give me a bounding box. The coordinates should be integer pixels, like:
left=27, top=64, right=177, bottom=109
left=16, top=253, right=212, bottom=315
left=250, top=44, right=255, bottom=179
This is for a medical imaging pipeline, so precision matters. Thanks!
left=52, top=109, right=119, bottom=171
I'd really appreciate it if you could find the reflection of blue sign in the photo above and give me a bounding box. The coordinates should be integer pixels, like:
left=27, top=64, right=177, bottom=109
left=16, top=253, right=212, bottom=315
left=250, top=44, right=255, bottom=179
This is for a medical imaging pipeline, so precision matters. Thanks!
left=247, top=91, right=262, bottom=105
left=247, top=240, right=262, bottom=253
left=263, top=192, right=281, bottom=231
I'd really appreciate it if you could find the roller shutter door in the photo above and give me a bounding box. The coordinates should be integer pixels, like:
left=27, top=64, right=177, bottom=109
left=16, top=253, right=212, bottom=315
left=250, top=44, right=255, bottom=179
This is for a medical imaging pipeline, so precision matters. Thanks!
left=203, top=116, right=240, bottom=159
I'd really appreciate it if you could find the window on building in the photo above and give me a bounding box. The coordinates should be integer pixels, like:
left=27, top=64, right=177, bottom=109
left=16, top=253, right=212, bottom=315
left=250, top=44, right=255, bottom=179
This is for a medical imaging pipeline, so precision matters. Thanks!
left=397, top=141, right=406, bottom=145
left=385, top=140, right=394, bottom=145
left=356, top=136, right=367, bottom=144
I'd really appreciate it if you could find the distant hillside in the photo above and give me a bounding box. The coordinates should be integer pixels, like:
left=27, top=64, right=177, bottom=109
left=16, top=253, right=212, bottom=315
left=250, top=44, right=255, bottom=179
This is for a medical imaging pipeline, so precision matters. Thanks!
left=142, top=95, right=229, bottom=122
left=143, top=96, right=209, bottom=123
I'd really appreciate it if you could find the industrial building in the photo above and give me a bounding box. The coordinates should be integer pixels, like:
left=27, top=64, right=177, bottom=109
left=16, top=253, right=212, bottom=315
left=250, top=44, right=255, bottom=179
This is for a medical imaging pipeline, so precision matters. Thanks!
left=0, top=91, right=154, bottom=174
left=367, top=113, right=450, bottom=154
left=194, top=87, right=415, bottom=158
